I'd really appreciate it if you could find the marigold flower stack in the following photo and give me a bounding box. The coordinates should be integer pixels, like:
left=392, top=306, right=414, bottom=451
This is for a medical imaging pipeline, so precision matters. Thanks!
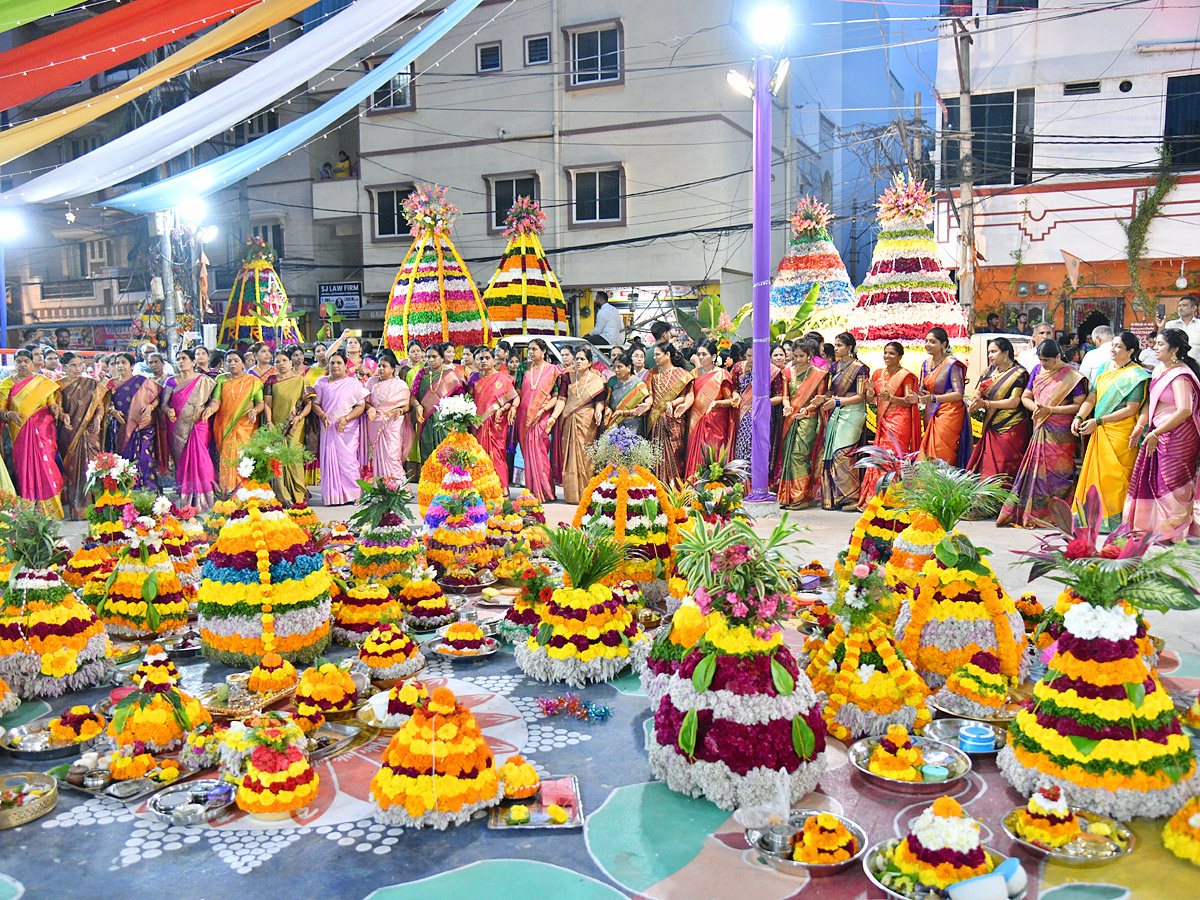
left=348, top=479, right=422, bottom=599
left=416, top=410, right=502, bottom=514
left=235, top=719, right=320, bottom=820
left=98, top=514, right=189, bottom=637
left=423, top=453, right=490, bottom=578
left=482, top=196, right=568, bottom=337
left=107, top=665, right=212, bottom=753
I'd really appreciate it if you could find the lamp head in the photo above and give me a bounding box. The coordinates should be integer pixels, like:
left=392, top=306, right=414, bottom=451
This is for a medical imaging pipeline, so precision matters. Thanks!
left=175, top=198, right=207, bottom=229
left=745, top=2, right=792, bottom=49
left=0, top=209, right=25, bottom=243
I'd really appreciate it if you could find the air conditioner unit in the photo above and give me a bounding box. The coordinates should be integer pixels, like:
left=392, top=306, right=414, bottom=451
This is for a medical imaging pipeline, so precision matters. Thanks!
left=1015, top=282, right=1031, bottom=297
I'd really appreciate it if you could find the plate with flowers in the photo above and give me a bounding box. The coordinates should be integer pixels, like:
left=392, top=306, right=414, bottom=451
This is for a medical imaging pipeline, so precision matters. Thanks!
left=1002, top=805, right=1134, bottom=867
left=928, top=683, right=1033, bottom=724
left=847, top=731, right=972, bottom=794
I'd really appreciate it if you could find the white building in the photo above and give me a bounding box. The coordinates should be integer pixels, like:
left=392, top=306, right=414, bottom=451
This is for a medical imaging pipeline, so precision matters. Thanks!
left=933, top=0, right=1200, bottom=336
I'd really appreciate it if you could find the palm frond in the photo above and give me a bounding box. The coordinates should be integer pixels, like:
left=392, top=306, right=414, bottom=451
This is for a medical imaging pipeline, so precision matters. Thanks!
left=897, top=460, right=1011, bottom=531
left=540, top=522, right=624, bottom=590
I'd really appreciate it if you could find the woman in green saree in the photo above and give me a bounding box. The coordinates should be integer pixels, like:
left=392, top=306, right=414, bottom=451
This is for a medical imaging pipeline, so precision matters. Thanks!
left=818, top=332, right=870, bottom=510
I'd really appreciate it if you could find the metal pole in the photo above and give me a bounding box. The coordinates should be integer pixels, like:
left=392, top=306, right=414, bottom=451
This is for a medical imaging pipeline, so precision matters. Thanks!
left=748, top=54, right=773, bottom=501
left=0, top=243, right=7, bottom=355
left=954, top=21, right=975, bottom=328
left=159, top=211, right=178, bottom=363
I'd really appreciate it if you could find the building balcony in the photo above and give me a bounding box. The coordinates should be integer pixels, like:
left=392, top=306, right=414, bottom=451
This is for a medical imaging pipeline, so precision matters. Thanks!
left=311, top=176, right=362, bottom=221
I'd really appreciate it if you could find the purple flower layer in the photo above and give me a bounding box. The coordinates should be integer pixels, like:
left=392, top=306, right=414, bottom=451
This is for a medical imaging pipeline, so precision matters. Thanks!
left=546, top=596, right=622, bottom=621
left=207, top=542, right=310, bottom=569
left=1033, top=712, right=1178, bottom=743
left=677, top=645, right=800, bottom=696
left=653, top=698, right=825, bottom=775
left=0, top=617, right=94, bottom=641
left=905, top=834, right=987, bottom=869
left=1057, top=631, right=1139, bottom=664
left=1045, top=674, right=1154, bottom=701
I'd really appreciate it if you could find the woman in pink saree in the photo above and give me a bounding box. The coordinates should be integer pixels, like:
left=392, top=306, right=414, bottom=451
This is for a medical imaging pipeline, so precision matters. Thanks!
left=0, top=349, right=64, bottom=516
left=517, top=338, right=560, bottom=503
left=163, top=349, right=217, bottom=510
left=365, top=350, right=413, bottom=484
left=313, top=351, right=370, bottom=505
left=1120, top=330, right=1200, bottom=542
left=472, top=346, right=518, bottom=494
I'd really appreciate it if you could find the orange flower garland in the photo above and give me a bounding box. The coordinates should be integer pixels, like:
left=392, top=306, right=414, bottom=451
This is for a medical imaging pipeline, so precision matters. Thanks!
left=417, top=431, right=503, bottom=514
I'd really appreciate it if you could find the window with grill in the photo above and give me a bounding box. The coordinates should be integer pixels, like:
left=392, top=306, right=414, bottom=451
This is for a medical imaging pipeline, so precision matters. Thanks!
left=525, top=34, right=550, bottom=66
left=1165, top=73, right=1200, bottom=170
left=570, top=25, right=620, bottom=86
left=942, top=88, right=1034, bottom=186
left=572, top=167, right=622, bottom=223
left=372, top=66, right=414, bottom=111
left=489, top=175, right=538, bottom=230
left=477, top=42, right=501, bottom=73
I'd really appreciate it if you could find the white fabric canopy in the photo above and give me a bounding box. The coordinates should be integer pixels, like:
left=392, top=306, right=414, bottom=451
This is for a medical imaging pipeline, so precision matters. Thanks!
left=3, top=0, right=424, bottom=205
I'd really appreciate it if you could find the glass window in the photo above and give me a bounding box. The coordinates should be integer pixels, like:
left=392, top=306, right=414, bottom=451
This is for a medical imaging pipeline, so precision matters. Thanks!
left=491, top=175, right=538, bottom=229
left=372, top=66, right=414, bottom=111
left=942, top=89, right=1033, bottom=186
left=573, top=168, right=621, bottom=222
left=525, top=35, right=550, bottom=66
left=571, top=26, right=620, bottom=85
left=1165, top=73, right=1200, bottom=170
left=477, top=42, right=501, bottom=72
left=376, top=189, right=411, bottom=237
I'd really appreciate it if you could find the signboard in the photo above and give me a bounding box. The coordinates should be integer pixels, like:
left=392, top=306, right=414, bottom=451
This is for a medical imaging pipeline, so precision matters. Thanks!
left=319, top=282, right=363, bottom=315
left=1128, top=320, right=1155, bottom=348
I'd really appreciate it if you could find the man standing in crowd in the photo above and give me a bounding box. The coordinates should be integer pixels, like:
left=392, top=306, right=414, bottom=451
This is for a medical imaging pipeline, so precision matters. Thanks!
left=587, top=291, right=625, bottom=348
left=985, top=312, right=1001, bottom=332
left=1013, top=311, right=1032, bottom=336
left=1158, top=293, right=1200, bottom=367
left=1079, top=325, right=1115, bottom=383
left=55, top=327, right=72, bottom=351
left=1017, top=321, right=1055, bottom=370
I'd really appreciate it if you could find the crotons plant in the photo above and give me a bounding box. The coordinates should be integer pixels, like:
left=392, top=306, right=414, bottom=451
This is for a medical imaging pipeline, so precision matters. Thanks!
left=1020, top=486, right=1200, bottom=612
left=349, top=477, right=416, bottom=532
left=853, top=445, right=918, bottom=498
left=896, top=460, right=1010, bottom=572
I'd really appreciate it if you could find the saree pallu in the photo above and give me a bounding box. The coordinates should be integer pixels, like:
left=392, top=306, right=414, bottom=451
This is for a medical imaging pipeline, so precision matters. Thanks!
left=166, top=374, right=216, bottom=509
left=0, top=375, right=64, bottom=516
left=473, top=372, right=514, bottom=494
left=1122, top=367, right=1200, bottom=542
left=777, top=366, right=829, bottom=507
left=770, top=366, right=785, bottom=487
left=303, top=365, right=325, bottom=486
left=966, top=365, right=1031, bottom=490
left=551, top=369, right=572, bottom=486
left=1074, top=362, right=1150, bottom=532
left=820, top=360, right=870, bottom=510
left=561, top=372, right=607, bottom=505
left=268, top=374, right=316, bottom=505
left=400, top=364, right=422, bottom=472
left=648, top=368, right=693, bottom=485
left=368, top=376, right=414, bottom=485
left=518, top=364, right=558, bottom=502
left=919, top=357, right=968, bottom=466
left=57, top=376, right=107, bottom=515
left=732, top=371, right=753, bottom=462
left=153, top=381, right=171, bottom=478
left=212, top=374, right=262, bottom=494
left=315, top=376, right=370, bottom=505
left=112, top=375, right=162, bottom=490
left=684, top=369, right=734, bottom=481
left=997, top=365, right=1086, bottom=527
left=858, top=368, right=920, bottom=506
left=606, top=375, right=650, bottom=437
left=416, top=368, right=466, bottom=463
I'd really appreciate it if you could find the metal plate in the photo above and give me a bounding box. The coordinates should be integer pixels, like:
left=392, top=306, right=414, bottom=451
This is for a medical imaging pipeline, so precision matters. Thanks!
left=928, top=683, right=1033, bottom=724
left=357, top=691, right=404, bottom=733
left=847, top=735, right=972, bottom=795
left=425, top=637, right=501, bottom=660
left=0, top=724, right=99, bottom=762
left=919, top=718, right=1008, bottom=755
left=198, top=684, right=296, bottom=718
left=744, top=809, right=868, bottom=877
left=1002, top=806, right=1135, bottom=867
left=145, top=779, right=235, bottom=825
left=862, top=838, right=1023, bottom=900
left=487, top=775, right=582, bottom=830
left=159, top=632, right=203, bottom=659
left=306, top=721, right=362, bottom=761
left=46, top=760, right=197, bottom=803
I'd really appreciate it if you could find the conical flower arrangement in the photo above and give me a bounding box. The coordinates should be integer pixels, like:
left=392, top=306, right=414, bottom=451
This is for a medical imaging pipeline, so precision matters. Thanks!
left=67, top=452, right=138, bottom=583
left=416, top=404, right=502, bottom=514
left=483, top=197, right=568, bottom=337
left=423, top=456, right=490, bottom=578
left=348, top=480, right=422, bottom=599
left=847, top=175, right=968, bottom=370
left=97, top=513, right=189, bottom=638
left=218, top=237, right=303, bottom=348
left=383, top=185, right=490, bottom=350
left=370, top=685, right=504, bottom=829
left=235, top=718, right=320, bottom=820
left=770, top=197, right=855, bottom=331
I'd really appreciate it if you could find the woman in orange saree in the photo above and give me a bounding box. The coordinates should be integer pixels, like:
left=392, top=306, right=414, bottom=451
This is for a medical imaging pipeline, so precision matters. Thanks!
left=561, top=346, right=608, bottom=505
left=684, top=340, right=736, bottom=481
left=778, top=339, right=830, bottom=508
left=858, top=341, right=920, bottom=506
left=648, top=343, right=694, bottom=485
left=517, top=339, right=561, bottom=503
left=56, top=351, right=108, bottom=518
left=472, top=346, right=518, bottom=495
left=202, top=350, right=265, bottom=494
left=917, top=327, right=968, bottom=466
left=0, top=349, right=64, bottom=516
left=965, top=337, right=1030, bottom=492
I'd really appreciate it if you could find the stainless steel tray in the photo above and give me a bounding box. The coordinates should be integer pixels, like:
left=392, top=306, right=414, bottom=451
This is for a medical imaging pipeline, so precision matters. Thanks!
left=0, top=723, right=99, bottom=761
left=847, top=734, right=972, bottom=794
left=487, top=774, right=582, bottom=830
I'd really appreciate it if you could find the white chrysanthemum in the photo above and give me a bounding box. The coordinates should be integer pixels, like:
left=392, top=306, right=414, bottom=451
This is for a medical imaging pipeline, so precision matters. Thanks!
left=909, top=805, right=981, bottom=853
left=1063, top=601, right=1137, bottom=642
left=152, top=496, right=172, bottom=518
left=237, top=456, right=255, bottom=479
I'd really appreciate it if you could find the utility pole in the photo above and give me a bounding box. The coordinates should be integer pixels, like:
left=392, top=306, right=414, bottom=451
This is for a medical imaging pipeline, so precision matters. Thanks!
left=158, top=211, right=177, bottom=363
left=953, top=19, right=976, bottom=328
left=913, top=92, right=924, bottom=182
left=848, top=198, right=860, bottom=282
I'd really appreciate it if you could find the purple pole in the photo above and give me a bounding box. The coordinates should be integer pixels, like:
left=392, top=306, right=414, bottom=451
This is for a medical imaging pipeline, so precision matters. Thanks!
left=748, top=54, right=774, bottom=502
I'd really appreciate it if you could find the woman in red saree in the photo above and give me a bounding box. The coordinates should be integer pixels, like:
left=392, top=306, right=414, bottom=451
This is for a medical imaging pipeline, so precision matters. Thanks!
left=966, top=337, right=1030, bottom=491
left=769, top=344, right=788, bottom=487
left=561, top=346, right=608, bottom=504
left=472, top=346, right=518, bottom=495
left=56, top=351, right=108, bottom=518
left=648, top=343, right=694, bottom=485
left=517, top=339, right=560, bottom=503
left=0, top=349, right=64, bottom=516
left=684, top=340, right=735, bottom=480
left=858, top=341, right=921, bottom=506
left=918, top=327, right=968, bottom=466
left=778, top=339, right=830, bottom=508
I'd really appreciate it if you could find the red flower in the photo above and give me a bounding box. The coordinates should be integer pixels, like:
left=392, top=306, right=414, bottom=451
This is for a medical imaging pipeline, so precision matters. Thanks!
left=270, top=459, right=283, bottom=477
left=1063, top=537, right=1093, bottom=560
left=1099, top=544, right=1122, bottom=559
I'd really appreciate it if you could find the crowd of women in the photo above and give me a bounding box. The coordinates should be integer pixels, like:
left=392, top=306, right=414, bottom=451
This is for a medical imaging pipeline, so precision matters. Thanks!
left=0, top=318, right=1197, bottom=543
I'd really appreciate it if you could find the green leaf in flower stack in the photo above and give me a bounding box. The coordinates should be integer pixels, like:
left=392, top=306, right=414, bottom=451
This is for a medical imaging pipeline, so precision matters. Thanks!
left=1124, top=682, right=1146, bottom=709
left=678, top=708, right=698, bottom=758
left=692, top=652, right=717, bottom=692
left=146, top=600, right=161, bottom=632
left=536, top=623, right=553, bottom=646
left=771, top=656, right=795, bottom=696
left=142, top=571, right=158, bottom=604
left=792, top=715, right=816, bottom=760
left=934, top=535, right=959, bottom=568
left=1068, top=735, right=1100, bottom=757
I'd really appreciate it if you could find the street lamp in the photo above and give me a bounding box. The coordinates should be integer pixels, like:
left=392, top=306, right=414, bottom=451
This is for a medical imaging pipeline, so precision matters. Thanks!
left=0, top=209, right=25, bottom=355
left=730, top=2, right=792, bottom=501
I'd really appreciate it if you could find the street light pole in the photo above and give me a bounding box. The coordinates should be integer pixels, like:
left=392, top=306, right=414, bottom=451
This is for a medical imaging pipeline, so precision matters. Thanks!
left=748, top=52, right=774, bottom=502
left=158, top=210, right=177, bottom=364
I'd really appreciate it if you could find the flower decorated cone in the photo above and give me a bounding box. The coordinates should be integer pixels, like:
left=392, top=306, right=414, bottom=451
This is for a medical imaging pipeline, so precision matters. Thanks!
left=482, top=197, right=569, bottom=338
left=883, top=510, right=943, bottom=614
left=415, top=397, right=502, bottom=514
left=349, top=480, right=422, bottom=598
left=108, top=665, right=212, bottom=753
left=370, top=686, right=504, bottom=829
left=571, top=428, right=682, bottom=585
left=892, top=462, right=1025, bottom=688
left=198, top=428, right=333, bottom=666
left=98, top=513, right=188, bottom=638
left=498, top=564, right=554, bottom=645
left=515, top=526, right=650, bottom=688
left=770, top=197, right=855, bottom=333
left=235, top=720, right=319, bottom=821
left=646, top=515, right=827, bottom=811
left=66, top=453, right=139, bottom=585
left=998, top=489, right=1200, bottom=820
left=0, top=509, right=109, bottom=699
left=423, top=451, right=490, bottom=578
left=807, top=563, right=930, bottom=741
left=642, top=600, right=714, bottom=706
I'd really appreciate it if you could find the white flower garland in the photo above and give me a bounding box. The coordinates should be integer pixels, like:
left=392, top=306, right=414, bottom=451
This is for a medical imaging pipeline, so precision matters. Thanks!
left=514, top=638, right=651, bottom=689
left=661, top=671, right=819, bottom=726
left=372, top=779, right=504, bottom=830
left=1063, top=602, right=1137, bottom=642
left=361, top=652, right=426, bottom=682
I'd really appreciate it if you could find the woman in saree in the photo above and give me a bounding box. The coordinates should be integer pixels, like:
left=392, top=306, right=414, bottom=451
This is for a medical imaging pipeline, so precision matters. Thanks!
left=163, top=349, right=217, bottom=510
left=769, top=344, right=788, bottom=487
left=414, top=343, right=468, bottom=463
left=630, top=346, right=649, bottom=383
left=858, top=341, right=920, bottom=507
left=57, top=352, right=109, bottom=518
left=397, top=339, right=425, bottom=479
left=0, top=349, right=64, bottom=516
left=517, top=339, right=561, bottom=503
left=731, top=347, right=754, bottom=463
left=997, top=340, right=1087, bottom=527
left=816, top=333, right=870, bottom=510
left=201, top=350, right=264, bottom=494
left=1121, top=329, right=1200, bottom=542
left=648, top=343, right=694, bottom=485
left=193, top=345, right=218, bottom=378
left=327, top=332, right=369, bottom=383
left=560, top=346, right=608, bottom=504
left=312, top=351, right=370, bottom=505
left=684, top=340, right=736, bottom=480
left=965, top=337, right=1031, bottom=491
left=364, top=349, right=414, bottom=484
left=109, top=351, right=162, bottom=490
left=472, top=347, right=517, bottom=494
left=917, top=327, right=968, bottom=465
left=551, top=345, right=576, bottom=486
left=778, top=339, right=831, bottom=509
left=603, top=351, right=651, bottom=437
left=264, top=349, right=315, bottom=505
left=1072, top=331, right=1149, bottom=532
left=247, top=342, right=277, bottom=382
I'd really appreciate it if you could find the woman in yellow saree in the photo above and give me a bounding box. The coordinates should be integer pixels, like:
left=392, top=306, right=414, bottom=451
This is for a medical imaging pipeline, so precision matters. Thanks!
left=1072, top=331, right=1149, bottom=532
left=202, top=350, right=265, bottom=494
left=264, top=349, right=315, bottom=505
left=647, top=343, right=694, bottom=485
left=0, top=349, right=62, bottom=515
left=560, top=346, right=608, bottom=505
